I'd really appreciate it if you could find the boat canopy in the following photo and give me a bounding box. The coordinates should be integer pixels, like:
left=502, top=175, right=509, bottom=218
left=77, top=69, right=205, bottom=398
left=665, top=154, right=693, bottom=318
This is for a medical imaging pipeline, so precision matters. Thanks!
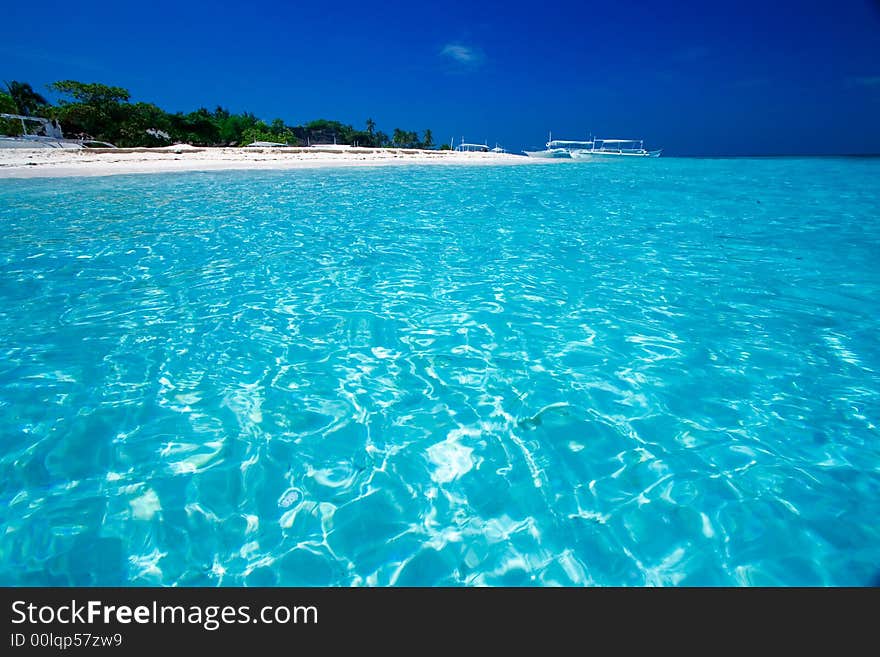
left=0, top=112, right=51, bottom=123
left=455, top=142, right=490, bottom=151
left=0, top=113, right=63, bottom=138
left=548, top=139, right=593, bottom=147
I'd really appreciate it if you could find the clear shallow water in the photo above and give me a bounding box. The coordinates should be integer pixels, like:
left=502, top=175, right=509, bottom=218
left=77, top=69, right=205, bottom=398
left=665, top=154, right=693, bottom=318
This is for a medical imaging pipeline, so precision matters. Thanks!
left=1, top=158, right=879, bottom=586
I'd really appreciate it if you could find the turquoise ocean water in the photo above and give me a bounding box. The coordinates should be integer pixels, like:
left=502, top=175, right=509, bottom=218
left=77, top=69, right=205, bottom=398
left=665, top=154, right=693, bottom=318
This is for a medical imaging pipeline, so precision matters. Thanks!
left=1, top=158, right=878, bottom=586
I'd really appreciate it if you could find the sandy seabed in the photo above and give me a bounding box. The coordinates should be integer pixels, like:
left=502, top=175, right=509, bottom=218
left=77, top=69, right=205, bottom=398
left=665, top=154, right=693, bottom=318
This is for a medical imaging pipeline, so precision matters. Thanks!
left=0, top=145, right=547, bottom=179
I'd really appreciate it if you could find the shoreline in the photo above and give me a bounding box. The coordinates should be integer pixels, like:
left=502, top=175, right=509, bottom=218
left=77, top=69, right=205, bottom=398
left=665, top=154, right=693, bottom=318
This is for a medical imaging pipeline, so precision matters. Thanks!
left=0, top=146, right=548, bottom=179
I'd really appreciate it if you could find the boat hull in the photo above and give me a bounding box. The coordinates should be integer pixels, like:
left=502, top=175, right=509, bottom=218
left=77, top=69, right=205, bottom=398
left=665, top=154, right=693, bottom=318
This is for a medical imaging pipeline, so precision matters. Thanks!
left=570, top=149, right=662, bottom=159
left=523, top=148, right=571, bottom=158
left=0, top=136, right=83, bottom=149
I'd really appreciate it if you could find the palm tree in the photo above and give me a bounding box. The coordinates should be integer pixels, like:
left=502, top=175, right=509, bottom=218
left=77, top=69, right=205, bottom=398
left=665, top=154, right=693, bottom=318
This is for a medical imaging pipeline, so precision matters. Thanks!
left=422, top=129, right=434, bottom=149
left=366, top=118, right=375, bottom=136
left=4, top=81, right=48, bottom=116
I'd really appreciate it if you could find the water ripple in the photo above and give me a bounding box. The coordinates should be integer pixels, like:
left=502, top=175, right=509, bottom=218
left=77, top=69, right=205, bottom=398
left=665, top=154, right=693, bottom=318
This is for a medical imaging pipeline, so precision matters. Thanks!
left=1, top=159, right=879, bottom=585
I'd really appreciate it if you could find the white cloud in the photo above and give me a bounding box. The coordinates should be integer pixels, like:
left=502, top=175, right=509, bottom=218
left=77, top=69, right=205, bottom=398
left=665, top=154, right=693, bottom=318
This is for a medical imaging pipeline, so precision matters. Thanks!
left=440, top=43, right=483, bottom=66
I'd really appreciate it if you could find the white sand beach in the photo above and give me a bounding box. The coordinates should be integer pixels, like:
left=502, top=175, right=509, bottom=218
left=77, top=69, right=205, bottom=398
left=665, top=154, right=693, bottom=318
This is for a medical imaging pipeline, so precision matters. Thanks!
left=0, top=146, right=545, bottom=178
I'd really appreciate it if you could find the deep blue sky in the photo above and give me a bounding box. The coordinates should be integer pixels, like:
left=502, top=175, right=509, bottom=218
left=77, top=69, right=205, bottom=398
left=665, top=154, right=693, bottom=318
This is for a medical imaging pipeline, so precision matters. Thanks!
left=4, top=0, right=880, bottom=155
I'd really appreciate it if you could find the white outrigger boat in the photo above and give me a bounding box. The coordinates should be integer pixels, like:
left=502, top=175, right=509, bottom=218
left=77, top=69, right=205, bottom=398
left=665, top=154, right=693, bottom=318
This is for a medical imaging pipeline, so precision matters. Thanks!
left=454, top=141, right=490, bottom=152
left=0, top=113, right=117, bottom=149
left=523, top=133, right=593, bottom=158
left=570, top=138, right=661, bottom=159
left=452, top=137, right=508, bottom=154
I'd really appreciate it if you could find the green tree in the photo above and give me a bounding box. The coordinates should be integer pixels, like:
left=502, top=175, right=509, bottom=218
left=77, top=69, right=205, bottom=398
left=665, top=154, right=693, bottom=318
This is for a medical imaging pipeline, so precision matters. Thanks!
left=422, top=129, right=433, bottom=149
left=49, top=80, right=131, bottom=141
left=361, top=118, right=377, bottom=146
left=304, top=119, right=355, bottom=145
left=49, top=80, right=129, bottom=106
left=0, top=91, right=22, bottom=135
left=4, top=81, right=49, bottom=116
left=393, top=130, right=419, bottom=148
left=117, top=102, right=172, bottom=147
left=214, top=108, right=260, bottom=145
left=168, top=108, right=220, bottom=145
left=240, top=120, right=297, bottom=146
left=267, top=118, right=297, bottom=144
left=0, top=91, right=16, bottom=113
left=350, top=130, right=372, bottom=147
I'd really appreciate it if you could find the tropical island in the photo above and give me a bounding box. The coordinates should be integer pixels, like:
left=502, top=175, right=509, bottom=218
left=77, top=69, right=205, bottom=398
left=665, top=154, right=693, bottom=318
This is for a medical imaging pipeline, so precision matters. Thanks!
left=0, top=79, right=436, bottom=149
left=0, top=80, right=533, bottom=178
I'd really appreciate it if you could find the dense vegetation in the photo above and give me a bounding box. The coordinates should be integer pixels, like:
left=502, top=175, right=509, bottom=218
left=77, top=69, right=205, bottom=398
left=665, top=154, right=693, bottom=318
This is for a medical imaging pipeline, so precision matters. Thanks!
left=1, top=80, right=436, bottom=149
